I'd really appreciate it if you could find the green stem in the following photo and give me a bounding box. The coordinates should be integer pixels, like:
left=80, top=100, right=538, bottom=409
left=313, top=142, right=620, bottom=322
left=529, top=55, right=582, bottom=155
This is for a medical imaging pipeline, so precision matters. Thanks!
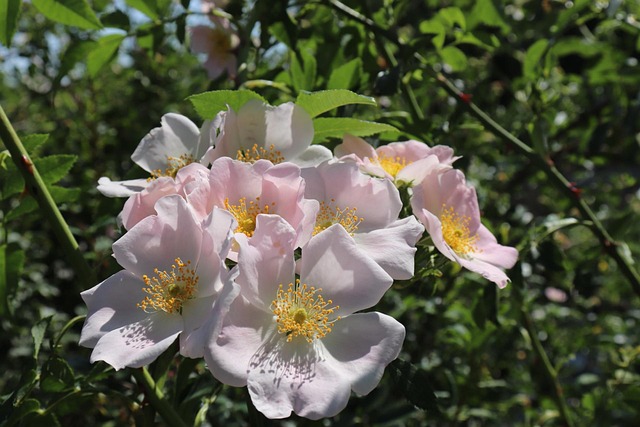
left=0, top=106, right=95, bottom=287
left=521, top=307, right=575, bottom=427
left=428, top=70, right=640, bottom=298
left=132, top=367, right=188, bottom=427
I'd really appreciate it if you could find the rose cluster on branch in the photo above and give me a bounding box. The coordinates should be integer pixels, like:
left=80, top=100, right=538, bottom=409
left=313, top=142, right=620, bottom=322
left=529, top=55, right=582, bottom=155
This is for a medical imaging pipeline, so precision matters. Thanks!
left=80, top=94, right=517, bottom=419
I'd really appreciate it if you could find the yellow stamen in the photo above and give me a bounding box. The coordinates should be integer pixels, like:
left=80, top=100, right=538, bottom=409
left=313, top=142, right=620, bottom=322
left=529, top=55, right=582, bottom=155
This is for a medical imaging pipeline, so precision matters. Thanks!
left=236, top=144, right=284, bottom=164
left=313, top=199, right=363, bottom=236
left=440, top=205, right=479, bottom=255
left=377, top=154, right=410, bottom=178
left=271, top=280, right=340, bottom=343
left=224, top=196, right=275, bottom=237
left=149, top=154, right=196, bottom=180
left=138, top=258, right=198, bottom=314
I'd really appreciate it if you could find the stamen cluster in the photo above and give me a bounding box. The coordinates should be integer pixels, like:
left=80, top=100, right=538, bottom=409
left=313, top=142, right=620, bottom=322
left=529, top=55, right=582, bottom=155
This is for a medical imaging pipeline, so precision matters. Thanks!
left=224, top=197, right=275, bottom=237
left=440, top=205, right=479, bottom=255
left=313, top=199, right=363, bottom=236
left=236, top=144, right=285, bottom=164
left=149, top=154, right=196, bottom=180
left=271, top=280, right=340, bottom=343
left=138, top=258, right=198, bottom=314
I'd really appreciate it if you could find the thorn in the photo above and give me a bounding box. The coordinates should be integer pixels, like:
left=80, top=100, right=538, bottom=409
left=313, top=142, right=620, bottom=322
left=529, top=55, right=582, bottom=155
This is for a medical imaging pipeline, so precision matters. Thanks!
left=459, top=93, right=473, bottom=104
left=568, top=182, right=581, bottom=198
left=20, top=155, right=34, bottom=175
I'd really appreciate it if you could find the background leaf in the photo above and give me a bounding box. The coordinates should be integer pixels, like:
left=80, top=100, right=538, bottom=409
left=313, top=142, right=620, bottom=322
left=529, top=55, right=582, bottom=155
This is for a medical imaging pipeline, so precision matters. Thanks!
left=31, top=0, right=102, bottom=30
left=296, top=90, right=377, bottom=118
left=188, top=90, right=267, bottom=119
left=0, top=0, right=22, bottom=46
left=87, top=34, right=125, bottom=77
left=312, top=117, right=398, bottom=143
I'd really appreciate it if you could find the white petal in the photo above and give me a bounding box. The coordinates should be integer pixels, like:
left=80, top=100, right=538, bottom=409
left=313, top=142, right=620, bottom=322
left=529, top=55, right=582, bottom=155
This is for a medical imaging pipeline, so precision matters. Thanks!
left=132, top=113, right=200, bottom=173
left=97, top=177, right=149, bottom=197
left=288, top=145, right=333, bottom=168
left=90, top=313, right=183, bottom=370
left=79, top=270, right=149, bottom=348
left=353, top=216, right=424, bottom=280
left=321, top=312, right=405, bottom=395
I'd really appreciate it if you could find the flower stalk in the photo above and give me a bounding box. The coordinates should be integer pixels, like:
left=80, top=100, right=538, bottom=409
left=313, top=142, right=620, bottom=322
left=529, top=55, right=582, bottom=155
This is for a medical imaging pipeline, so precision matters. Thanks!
left=132, top=367, right=189, bottom=427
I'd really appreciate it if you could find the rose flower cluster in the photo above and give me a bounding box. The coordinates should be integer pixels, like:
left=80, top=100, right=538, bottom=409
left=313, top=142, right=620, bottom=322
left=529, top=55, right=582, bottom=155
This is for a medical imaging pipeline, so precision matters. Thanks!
left=81, top=98, right=518, bottom=419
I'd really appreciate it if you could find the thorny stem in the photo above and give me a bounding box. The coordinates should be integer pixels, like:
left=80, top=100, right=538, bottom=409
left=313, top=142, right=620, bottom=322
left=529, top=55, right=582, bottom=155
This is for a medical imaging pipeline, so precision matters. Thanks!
left=321, top=0, right=640, bottom=299
left=132, top=367, right=188, bottom=427
left=0, top=105, right=95, bottom=287
left=521, top=308, right=575, bottom=427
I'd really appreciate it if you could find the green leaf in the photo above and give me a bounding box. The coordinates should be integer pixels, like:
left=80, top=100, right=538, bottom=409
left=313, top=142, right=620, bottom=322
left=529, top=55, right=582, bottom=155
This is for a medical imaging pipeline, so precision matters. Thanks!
left=419, top=20, right=446, bottom=49
left=437, top=7, right=466, bottom=31
left=41, top=355, right=75, bottom=393
left=439, top=45, right=468, bottom=72
left=389, top=359, right=439, bottom=412
left=296, top=90, right=377, bottom=118
left=290, top=49, right=317, bottom=93
left=22, top=134, right=49, bottom=154
left=34, top=154, right=77, bottom=185
left=5, top=186, right=80, bottom=221
left=312, top=118, right=397, bottom=143
left=467, top=0, right=511, bottom=34
left=87, top=33, right=125, bottom=77
left=0, top=243, right=24, bottom=317
left=100, top=10, right=130, bottom=30
left=0, top=155, right=22, bottom=198
left=32, top=316, right=52, bottom=361
left=327, top=58, right=363, bottom=90
left=523, top=39, right=549, bottom=80
left=31, top=0, right=102, bottom=30
left=55, top=39, right=98, bottom=85
left=125, top=0, right=161, bottom=19
left=0, top=0, right=22, bottom=46
left=4, top=399, right=41, bottom=425
left=188, top=90, right=266, bottom=120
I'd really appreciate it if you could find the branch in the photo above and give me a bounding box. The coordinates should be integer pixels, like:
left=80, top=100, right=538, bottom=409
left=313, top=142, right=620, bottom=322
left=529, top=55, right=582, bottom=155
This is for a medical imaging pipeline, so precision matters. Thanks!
left=0, top=105, right=95, bottom=286
left=132, top=367, right=188, bottom=427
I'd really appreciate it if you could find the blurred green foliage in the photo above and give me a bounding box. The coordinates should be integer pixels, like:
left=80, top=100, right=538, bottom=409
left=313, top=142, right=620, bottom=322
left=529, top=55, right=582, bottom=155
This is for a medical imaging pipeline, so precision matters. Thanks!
left=1, top=0, right=640, bottom=425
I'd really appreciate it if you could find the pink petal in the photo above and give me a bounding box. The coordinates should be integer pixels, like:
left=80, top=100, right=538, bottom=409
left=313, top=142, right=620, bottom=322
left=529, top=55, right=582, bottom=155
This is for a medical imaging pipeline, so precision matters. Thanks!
left=119, top=177, right=177, bottom=230
left=334, top=134, right=377, bottom=160
left=301, top=225, right=392, bottom=317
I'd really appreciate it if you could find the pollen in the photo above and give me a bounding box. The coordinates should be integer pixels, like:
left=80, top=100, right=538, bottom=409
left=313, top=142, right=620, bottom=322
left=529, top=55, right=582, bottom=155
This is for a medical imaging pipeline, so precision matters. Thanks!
left=236, top=144, right=285, bottom=164
left=440, top=205, right=479, bottom=255
left=149, top=154, right=196, bottom=180
left=224, top=196, right=275, bottom=237
left=377, top=154, right=410, bottom=178
left=313, top=199, right=363, bottom=236
left=271, top=280, right=340, bottom=343
left=138, top=258, right=198, bottom=314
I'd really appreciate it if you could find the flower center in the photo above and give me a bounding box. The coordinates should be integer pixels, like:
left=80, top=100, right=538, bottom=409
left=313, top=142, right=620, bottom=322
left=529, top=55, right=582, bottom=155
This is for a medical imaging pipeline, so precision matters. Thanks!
left=210, top=27, right=233, bottom=52
left=271, top=280, right=340, bottom=343
left=236, top=144, right=284, bottom=164
left=440, top=205, right=478, bottom=255
left=377, top=154, right=410, bottom=178
left=224, top=196, right=275, bottom=237
left=313, top=199, right=363, bottom=236
left=138, top=258, right=198, bottom=314
left=149, top=154, right=196, bottom=180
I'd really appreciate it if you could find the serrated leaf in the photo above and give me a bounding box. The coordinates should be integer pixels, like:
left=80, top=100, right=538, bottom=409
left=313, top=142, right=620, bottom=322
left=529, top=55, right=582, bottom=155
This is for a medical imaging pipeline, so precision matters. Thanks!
left=296, top=90, right=377, bottom=118
left=290, top=49, right=317, bottom=93
left=0, top=0, right=22, bottom=46
left=0, top=156, right=22, bottom=198
left=312, top=117, right=397, bottom=143
left=389, top=359, right=439, bottom=412
left=87, top=34, right=125, bottom=77
left=439, top=45, right=467, bottom=72
left=31, top=0, right=102, bottom=30
left=188, top=90, right=266, bottom=120
left=33, top=154, right=76, bottom=185
left=22, top=134, right=49, bottom=154
left=327, top=58, right=363, bottom=90
left=523, top=39, right=549, bottom=80
left=41, top=355, right=75, bottom=393
left=0, top=243, right=24, bottom=317
left=5, top=186, right=80, bottom=221
left=32, top=316, right=52, bottom=360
